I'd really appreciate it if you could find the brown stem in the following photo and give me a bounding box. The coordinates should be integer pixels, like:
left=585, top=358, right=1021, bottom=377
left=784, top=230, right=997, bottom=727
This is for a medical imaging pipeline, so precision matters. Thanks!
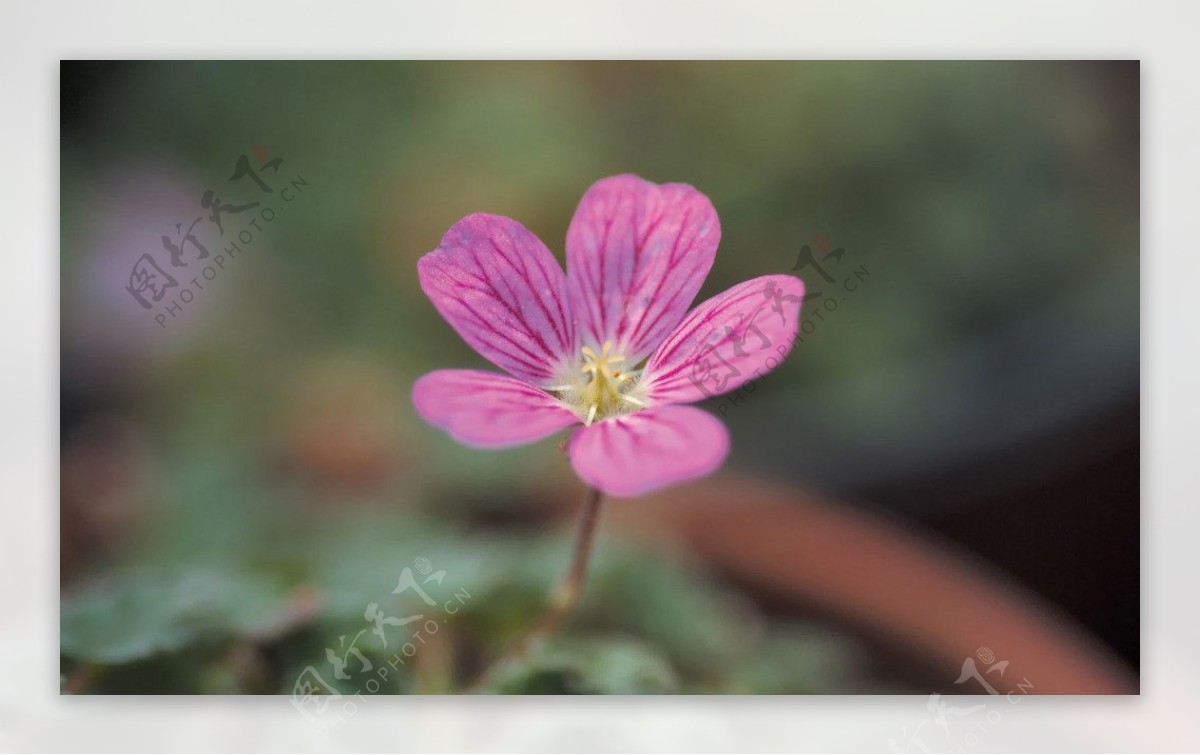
left=520, top=486, right=604, bottom=649
left=468, top=487, right=604, bottom=692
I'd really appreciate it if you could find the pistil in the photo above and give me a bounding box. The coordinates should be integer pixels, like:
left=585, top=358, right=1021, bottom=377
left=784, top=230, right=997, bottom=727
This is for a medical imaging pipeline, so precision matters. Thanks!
left=552, top=340, right=645, bottom=425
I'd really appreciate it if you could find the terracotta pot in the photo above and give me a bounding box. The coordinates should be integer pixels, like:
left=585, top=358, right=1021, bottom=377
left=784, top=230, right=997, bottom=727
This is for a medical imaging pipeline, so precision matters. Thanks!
left=584, top=473, right=1137, bottom=694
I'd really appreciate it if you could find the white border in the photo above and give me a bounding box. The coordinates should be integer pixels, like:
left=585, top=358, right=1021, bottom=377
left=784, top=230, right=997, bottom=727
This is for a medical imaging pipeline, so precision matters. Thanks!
left=4, top=0, right=1197, bottom=751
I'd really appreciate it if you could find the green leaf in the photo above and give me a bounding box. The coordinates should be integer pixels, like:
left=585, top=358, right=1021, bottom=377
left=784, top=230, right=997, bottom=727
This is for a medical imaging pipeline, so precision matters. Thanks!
left=480, top=637, right=679, bottom=694
left=727, top=625, right=864, bottom=694
left=61, top=567, right=300, bottom=665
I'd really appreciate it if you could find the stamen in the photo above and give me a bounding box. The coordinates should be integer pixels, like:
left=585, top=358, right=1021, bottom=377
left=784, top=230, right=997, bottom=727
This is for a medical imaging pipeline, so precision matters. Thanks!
left=573, top=341, right=645, bottom=423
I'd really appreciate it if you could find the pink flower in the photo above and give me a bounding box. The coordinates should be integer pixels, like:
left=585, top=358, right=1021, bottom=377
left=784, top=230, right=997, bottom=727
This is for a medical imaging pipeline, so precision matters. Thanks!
left=413, top=174, right=805, bottom=498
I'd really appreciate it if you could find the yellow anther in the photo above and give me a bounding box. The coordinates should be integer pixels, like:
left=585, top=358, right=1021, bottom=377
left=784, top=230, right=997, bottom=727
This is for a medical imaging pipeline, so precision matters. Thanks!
left=549, top=342, right=646, bottom=423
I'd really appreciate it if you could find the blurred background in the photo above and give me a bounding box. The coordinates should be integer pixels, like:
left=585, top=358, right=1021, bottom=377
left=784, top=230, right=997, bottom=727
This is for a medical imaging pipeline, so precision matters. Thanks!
left=59, top=61, right=1139, bottom=697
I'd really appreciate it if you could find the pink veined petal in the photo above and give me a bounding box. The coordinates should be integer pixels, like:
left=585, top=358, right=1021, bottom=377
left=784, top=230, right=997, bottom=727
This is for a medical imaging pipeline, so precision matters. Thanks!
left=412, top=369, right=581, bottom=449
left=641, top=274, right=805, bottom=405
left=565, top=174, right=720, bottom=363
left=566, top=405, right=730, bottom=498
left=418, top=213, right=575, bottom=386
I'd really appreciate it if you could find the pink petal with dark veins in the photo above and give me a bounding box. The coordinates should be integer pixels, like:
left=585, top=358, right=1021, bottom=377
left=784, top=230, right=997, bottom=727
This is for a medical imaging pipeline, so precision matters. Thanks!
left=642, top=275, right=805, bottom=405
left=419, top=214, right=575, bottom=386
left=566, top=405, right=730, bottom=498
left=565, top=175, right=720, bottom=363
left=412, top=369, right=580, bottom=448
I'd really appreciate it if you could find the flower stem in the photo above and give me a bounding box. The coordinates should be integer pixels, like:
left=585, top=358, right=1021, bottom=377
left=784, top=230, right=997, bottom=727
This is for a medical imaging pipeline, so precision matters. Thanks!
left=523, top=486, right=605, bottom=647
left=467, top=487, right=604, bottom=692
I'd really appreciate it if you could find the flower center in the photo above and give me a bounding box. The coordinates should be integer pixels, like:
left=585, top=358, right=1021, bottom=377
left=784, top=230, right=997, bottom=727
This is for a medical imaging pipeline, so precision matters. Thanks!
left=548, top=341, right=646, bottom=425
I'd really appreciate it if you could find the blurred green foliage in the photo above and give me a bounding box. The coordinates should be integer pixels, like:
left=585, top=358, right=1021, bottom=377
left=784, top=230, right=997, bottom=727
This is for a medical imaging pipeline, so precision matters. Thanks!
left=61, top=452, right=864, bottom=693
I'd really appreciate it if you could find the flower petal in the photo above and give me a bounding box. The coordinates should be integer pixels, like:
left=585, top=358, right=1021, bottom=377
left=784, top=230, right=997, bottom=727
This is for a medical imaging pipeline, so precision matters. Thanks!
left=566, top=406, right=730, bottom=498
left=419, top=213, right=575, bottom=386
left=412, top=369, right=580, bottom=448
left=641, top=275, right=805, bottom=405
left=565, top=174, right=720, bottom=363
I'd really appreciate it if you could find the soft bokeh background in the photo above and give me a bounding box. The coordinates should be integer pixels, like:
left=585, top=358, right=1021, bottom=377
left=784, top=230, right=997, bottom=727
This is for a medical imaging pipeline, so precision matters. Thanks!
left=59, top=61, right=1139, bottom=697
